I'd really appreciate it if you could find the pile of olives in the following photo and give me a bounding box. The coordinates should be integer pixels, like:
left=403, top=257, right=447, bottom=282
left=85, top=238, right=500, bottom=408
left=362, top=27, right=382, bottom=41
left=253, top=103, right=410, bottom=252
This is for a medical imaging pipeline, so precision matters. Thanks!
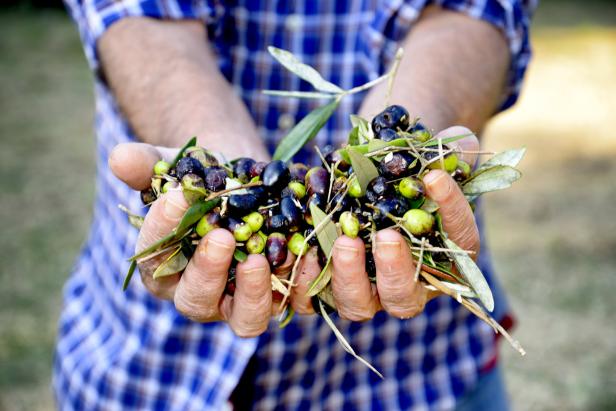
left=139, top=105, right=472, bottom=294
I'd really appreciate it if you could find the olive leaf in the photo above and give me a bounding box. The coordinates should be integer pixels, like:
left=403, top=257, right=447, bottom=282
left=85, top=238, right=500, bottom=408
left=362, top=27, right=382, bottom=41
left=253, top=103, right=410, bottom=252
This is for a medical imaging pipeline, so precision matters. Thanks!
left=152, top=247, right=189, bottom=279
left=349, top=114, right=373, bottom=143
left=279, top=307, right=295, bottom=328
left=473, top=148, right=526, bottom=175
left=233, top=248, right=248, bottom=263
left=348, top=126, right=360, bottom=146
left=347, top=149, right=379, bottom=196
left=462, top=165, right=521, bottom=196
left=307, top=256, right=332, bottom=297
left=171, top=136, right=197, bottom=166
left=272, top=99, right=339, bottom=162
left=122, top=260, right=137, bottom=291
left=118, top=205, right=144, bottom=229
left=317, top=299, right=384, bottom=379
left=267, top=46, right=343, bottom=93
left=262, top=90, right=335, bottom=99
left=444, top=238, right=494, bottom=312
left=420, top=133, right=473, bottom=147
left=309, top=203, right=338, bottom=257
left=129, top=198, right=221, bottom=261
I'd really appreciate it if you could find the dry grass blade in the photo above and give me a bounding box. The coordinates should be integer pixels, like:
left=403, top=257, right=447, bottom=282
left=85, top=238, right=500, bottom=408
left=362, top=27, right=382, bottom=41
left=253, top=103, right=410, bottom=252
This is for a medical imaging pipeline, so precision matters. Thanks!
left=271, top=274, right=290, bottom=296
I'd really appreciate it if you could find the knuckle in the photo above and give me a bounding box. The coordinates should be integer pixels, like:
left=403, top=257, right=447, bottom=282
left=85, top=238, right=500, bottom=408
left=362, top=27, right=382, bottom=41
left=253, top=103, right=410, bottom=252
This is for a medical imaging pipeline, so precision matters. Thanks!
left=174, top=292, right=218, bottom=322
left=338, top=305, right=375, bottom=322
left=231, top=320, right=268, bottom=338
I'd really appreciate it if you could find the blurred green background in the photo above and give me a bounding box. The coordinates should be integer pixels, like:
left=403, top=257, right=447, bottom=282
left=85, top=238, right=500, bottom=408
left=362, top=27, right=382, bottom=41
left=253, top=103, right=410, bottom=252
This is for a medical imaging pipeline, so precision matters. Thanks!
left=0, top=1, right=615, bottom=410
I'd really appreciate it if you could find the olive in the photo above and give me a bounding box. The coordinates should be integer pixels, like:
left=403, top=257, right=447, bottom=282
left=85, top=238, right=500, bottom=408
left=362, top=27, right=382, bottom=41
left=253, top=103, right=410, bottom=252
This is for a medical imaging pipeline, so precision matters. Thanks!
left=372, top=196, right=408, bottom=228
left=287, top=181, right=307, bottom=199
left=266, top=233, right=288, bottom=267
left=204, top=166, right=227, bottom=192
left=304, top=193, right=326, bottom=225
left=305, top=167, right=329, bottom=196
left=153, top=160, right=171, bottom=176
left=376, top=128, right=399, bottom=142
left=246, top=232, right=267, bottom=254
left=409, top=121, right=426, bottom=133
left=366, top=176, right=390, bottom=203
left=250, top=161, right=268, bottom=178
left=289, top=163, right=308, bottom=182
left=347, top=178, right=362, bottom=198
left=246, top=186, right=267, bottom=204
left=452, top=160, right=472, bottom=181
left=176, top=156, right=206, bottom=180
left=228, top=193, right=260, bottom=214
left=398, top=177, right=424, bottom=200
left=233, top=222, right=253, bottom=242
left=339, top=211, right=360, bottom=239
left=379, top=152, right=411, bottom=179
left=161, top=181, right=177, bottom=193
left=402, top=209, right=435, bottom=236
left=330, top=192, right=352, bottom=219
left=325, top=149, right=350, bottom=172
left=264, top=214, right=287, bottom=234
left=288, top=232, right=309, bottom=256
left=233, top=158, right=256, bottom=183
left=303, top=228, right=319, bottom=247
left=140, top=187, right=157, bottom=204
left=424, top=150, right=459, bottom=173
left=280, top=196, right=302, bottom=232
left=262, top=160, right=290, bottom=191
left=371, top=105, right=410, bottom=134
left=224, top=216, right=243, bottom=232
left=196, top=211, right=222, bottom=237
left=242, top=211, right=264, bottom=232
left=185, top=146, right=219, bottom=168
left=181, top=173, right=207, bottom=204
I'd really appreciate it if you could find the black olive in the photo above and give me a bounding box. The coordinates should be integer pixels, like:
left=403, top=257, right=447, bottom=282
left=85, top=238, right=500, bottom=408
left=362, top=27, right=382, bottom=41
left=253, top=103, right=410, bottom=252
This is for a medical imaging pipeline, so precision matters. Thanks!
left=266, top=233, right=287, bottom=267
left=140, top=187, right=157, bottom=205
left=376, top=128, right=399, bottom=142
left=379, top=152, right=411, bottom=179
left=289, top=163, right=309, bottom=182
left=228, top=193, right=260, bottom=214
left=372, top=196, right=408, bottom=228
left=262, top=160, right=290, bottom=192
left=371, top=105, right=410, bottom=134
left=204, top=166, right=227, bottom=192
left=264, top=214, right=287, bottom=234
left=366, top=176, right=390, bottom=203
left=250, top=161, right=268, bottom=179
left=305, top=167, right=329, bottom=196
left=176, top=156, right=206, bottom=180
left=233, top=158, right=256, bottom=183
left=280, top=196, right=302, bottom=232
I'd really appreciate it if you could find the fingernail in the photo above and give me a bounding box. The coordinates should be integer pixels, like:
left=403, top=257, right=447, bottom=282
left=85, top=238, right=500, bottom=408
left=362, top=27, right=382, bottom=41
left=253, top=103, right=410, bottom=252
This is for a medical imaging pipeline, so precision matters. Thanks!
left=243, top=266, right=266, bottom=276
left=164, top=194, right=186, bottom=219
left=204, top=238, right=233, bottom=255
left=424, top=171, right=451, bottom=201
left=335, top=244, right=358, bottom=263
left=376, top=241, right=400, bottom=260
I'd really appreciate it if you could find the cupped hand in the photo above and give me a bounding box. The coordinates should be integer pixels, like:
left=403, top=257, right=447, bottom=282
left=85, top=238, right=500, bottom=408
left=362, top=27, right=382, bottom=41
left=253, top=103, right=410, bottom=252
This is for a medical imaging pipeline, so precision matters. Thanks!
left=109, top=143, right=277, bottom=338
left=290, top=126, right=481, bottom=320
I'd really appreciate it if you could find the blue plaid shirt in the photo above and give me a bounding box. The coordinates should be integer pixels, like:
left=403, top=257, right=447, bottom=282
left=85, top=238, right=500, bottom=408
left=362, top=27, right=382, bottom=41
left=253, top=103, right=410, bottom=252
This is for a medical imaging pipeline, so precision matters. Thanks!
left=55, top=1, right=534, bottom=409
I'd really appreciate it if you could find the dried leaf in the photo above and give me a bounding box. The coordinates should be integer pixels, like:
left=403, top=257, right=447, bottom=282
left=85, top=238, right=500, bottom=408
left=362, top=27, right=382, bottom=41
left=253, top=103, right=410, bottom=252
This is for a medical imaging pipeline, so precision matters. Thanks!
left=309, top=203, right=338, bottom=257
left=152, top=247, right=188, bottom=279
left=307, top=256, right=333, bottom=296
left=171, top=136, right=197, bottom=166
left=347, top=149, right=379, bottom=196
left=267, top=46, right=343, bottom=93
left=421, top=198, right=439, bottom=213
left=444, top=238, right=494, bottom=312
left=317, top=299, right=384, bottom=379
left=119, top=205, right=144, bottom=229
left=474, top=148, right=526, bottom=175
left=122, top=260, right=137, bottom=291
left=272, top=99, right=339, bottom=162
left=462, top=165, right=521, bottom=196
left=271, top=274, right=290, bottom=296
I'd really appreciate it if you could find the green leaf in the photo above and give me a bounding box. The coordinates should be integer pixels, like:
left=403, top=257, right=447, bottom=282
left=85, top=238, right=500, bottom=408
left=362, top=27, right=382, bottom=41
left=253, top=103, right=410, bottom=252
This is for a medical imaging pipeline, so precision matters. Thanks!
left=348, top=126, right=360, bottom=146
left=309, top=203, right=338, bottom=257
left=122, top=260, right=137, bottom=291
left=152, top=247, right=189, bottom=279
left=267, top=46, right=343, bottom=93
left=420, top=133, right=473, bottom=147
left=462, top=165, right=521, bottom=196
left=279, top=307, right=295, bottom=328
left=474, top=148, right=526, bottom=175
left=307, top=256, right=332, bottom=297
left=444, top=238, right=494, bottom=312
left=262, top=90, right=335, bottom=99
left=171, top=136, right=197, bottom=166
left=367, top=139, right=390, bottom=153
left=347, top=149, right=379, bottom=196
left=233, top=248, right=248, bottom=263
left=273, top=99, right=339, bottom=162
left=349, top=114, right=373, bottom=144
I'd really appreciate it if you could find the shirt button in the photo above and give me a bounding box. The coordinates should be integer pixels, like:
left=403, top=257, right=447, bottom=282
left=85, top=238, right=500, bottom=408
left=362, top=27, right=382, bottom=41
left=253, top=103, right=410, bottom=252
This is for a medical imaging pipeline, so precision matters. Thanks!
left=278, top=113, right=295, bottom=130
left=285, top=14, right=303, bottom=32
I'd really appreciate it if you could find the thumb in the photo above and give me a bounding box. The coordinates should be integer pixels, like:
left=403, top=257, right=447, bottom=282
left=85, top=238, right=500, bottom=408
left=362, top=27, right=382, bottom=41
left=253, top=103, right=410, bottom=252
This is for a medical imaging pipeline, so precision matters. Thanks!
left=109, top=143, right=178, bottom=191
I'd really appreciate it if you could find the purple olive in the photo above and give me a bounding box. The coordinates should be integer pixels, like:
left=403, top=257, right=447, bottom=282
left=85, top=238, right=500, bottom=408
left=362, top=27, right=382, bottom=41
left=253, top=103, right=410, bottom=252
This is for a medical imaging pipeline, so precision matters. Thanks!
left=266, top=233, right=288, bottom=267
left=264, top=214, right=287, bottom=234
left=280, top=196, right=302, bottom=232
left=366, top=176, right=390, bottom=203
left=305, top=167, right=329, bottom=196
left=233, top=158, right=256, bottom=183
left=379, top=152, right=411, bottom=179
left=176, top=156, right=206, bottom=180
left=289, top=163, right=309, bottom=182
left=204, top=166, right=227, bottom=192
left=250, top=161, right=268, bottom=178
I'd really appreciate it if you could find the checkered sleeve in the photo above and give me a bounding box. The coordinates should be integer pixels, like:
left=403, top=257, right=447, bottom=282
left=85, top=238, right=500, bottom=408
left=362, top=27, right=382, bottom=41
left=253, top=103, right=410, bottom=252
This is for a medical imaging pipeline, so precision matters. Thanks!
left=63, top=0, right=222, bottom=72
left=371, top=0, right=537, bottom=111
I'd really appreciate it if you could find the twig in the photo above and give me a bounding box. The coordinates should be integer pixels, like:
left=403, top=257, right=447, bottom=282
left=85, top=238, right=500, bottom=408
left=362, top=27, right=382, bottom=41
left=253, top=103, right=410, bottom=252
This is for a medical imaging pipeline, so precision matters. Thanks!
left=205, top=181, right=262, bottom=200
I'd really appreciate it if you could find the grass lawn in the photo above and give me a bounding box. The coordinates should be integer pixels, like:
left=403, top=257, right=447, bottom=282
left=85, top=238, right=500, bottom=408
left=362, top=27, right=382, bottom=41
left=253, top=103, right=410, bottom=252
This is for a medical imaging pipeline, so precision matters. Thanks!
left=1, top=3, right=615, bottom=410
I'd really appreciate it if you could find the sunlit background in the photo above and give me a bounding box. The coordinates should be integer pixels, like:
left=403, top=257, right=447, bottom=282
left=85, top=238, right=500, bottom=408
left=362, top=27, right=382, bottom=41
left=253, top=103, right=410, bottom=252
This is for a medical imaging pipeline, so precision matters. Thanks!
left=1, top=1, right=615, bottom=410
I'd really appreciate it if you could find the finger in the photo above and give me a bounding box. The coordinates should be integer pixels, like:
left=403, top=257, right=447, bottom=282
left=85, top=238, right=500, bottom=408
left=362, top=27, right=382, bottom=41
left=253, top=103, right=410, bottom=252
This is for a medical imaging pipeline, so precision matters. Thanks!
left=135, top=189, right=189, bottom=299
left=434, top=126, right=480, bottom=167
left=174, top=229, right=235, bottom=321
left=331, top=236, right=379, bottom=321
left=273, top=251, right=297, bottom=279
left=229, top=254, right=272, bottom=338
left=109, top=143, right=179, bottom=191
left=424, top=170, right=480, bottom=256
left=290, top=247, right=321, bottom=315
left=374, top=229, right=428, bottom=319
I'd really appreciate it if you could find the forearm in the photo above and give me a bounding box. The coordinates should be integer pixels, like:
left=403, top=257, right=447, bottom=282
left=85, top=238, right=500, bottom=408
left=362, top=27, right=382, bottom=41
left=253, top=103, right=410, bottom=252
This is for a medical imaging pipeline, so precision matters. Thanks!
left=98, top=18, right=269, bottom=160
left=361, top=5, right=510, bottom=133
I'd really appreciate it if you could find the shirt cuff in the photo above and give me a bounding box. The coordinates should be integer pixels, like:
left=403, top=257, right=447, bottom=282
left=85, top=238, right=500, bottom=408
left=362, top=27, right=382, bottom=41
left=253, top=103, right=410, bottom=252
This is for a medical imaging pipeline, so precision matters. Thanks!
left=64, top=0, right=222, bottom=74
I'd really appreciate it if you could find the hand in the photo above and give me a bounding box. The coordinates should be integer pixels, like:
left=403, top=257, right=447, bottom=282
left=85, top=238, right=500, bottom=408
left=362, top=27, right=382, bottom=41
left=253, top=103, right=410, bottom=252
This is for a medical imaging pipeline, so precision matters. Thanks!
left=110, top=143, right=283, bottom=338
left=289, top=127, right=481, bottom=320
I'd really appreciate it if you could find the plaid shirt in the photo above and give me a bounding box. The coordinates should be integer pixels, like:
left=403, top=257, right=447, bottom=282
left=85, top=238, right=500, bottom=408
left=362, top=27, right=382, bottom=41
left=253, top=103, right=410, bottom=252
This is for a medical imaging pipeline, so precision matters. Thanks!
left=55, top=1, right=533, bottom=409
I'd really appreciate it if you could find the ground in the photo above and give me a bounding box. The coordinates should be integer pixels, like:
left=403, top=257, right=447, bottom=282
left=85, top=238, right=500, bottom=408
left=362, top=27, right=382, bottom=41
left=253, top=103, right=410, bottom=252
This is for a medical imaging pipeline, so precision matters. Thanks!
left=0, top=3, right=615, bottom=410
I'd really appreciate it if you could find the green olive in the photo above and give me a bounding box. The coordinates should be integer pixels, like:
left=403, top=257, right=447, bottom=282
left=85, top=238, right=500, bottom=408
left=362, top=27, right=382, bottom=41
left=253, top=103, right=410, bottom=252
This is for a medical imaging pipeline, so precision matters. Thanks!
left=242, top=211, right=264, bottom=232
left=288, top=181, right=307, bottom=199
left=288, top=232, right=309, bottom=256
left=246, top=232, right=266, bottom=254
left=339, top=211, right=360, bottom=239
left=347, top=178, right=362, bottom=198
left=398, top=177, right=424, bottom=200
left=428, top=152, right=458, bottom=173
left=196, top=212, right=221, bottom=237
left=153, top=160, right=171, bottom=176
left=402, top=209, right=435, bottom=236
left=233, top=223, right=253, bottom=242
